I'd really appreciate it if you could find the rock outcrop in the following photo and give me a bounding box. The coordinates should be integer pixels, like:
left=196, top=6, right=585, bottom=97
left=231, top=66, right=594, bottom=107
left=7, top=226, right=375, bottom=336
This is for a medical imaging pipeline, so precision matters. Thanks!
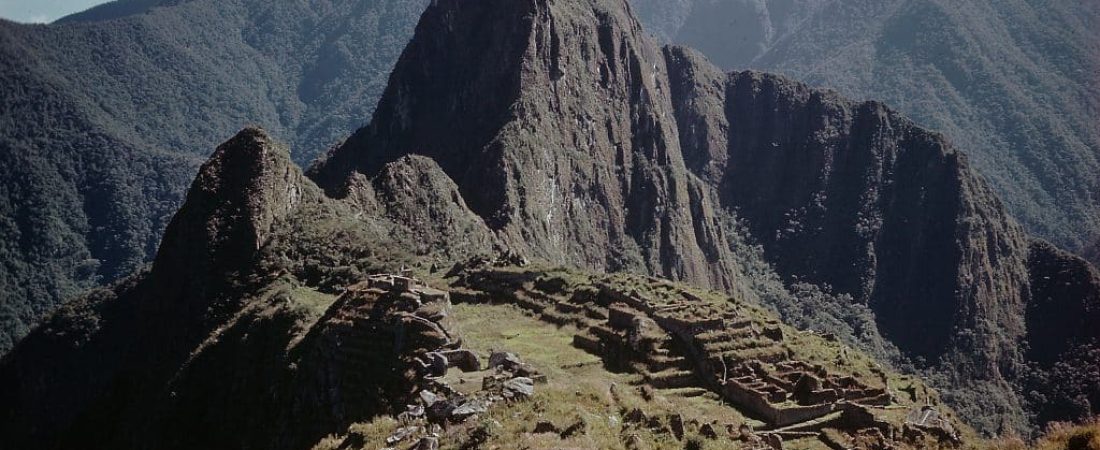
left=1023, top=241, right=1100, bottom=426
left=153, top=127, right=313, bottom=306
left=665, top=50, right=1031, bottom=366
left=2, top=0, right=1098, bottom=445
left=310, top=0, right=746, bottom=292
left=308, top=0, right=1044, bottom=432
left=0, top=128, right=326, bottom=449
left=343, top=155, right=497, bottom=261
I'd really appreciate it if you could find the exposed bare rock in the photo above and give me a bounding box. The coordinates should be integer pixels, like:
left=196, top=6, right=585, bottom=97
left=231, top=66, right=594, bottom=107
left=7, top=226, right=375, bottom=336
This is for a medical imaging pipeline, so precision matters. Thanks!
left=1023, top=240, right=1100, bottom=426
left=310, top=0, right=745, bottom=292
left=2, top=0, right=1097, bottom=447
left=154, top=127, right=315, bottom=306
left=344, top=155, right=496, bottom=260
left=307, top=0, right=1049, bottom=433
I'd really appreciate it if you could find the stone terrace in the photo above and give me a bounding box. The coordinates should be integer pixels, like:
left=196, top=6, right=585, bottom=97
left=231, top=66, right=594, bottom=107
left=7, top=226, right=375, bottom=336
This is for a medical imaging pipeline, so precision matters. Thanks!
left=446, top=266, right=959, bottom=448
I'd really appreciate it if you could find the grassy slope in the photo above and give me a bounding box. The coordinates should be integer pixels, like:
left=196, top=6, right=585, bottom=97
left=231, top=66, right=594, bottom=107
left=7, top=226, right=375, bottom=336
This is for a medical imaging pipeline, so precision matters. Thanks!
left=311, top=265, right=976, bottom=449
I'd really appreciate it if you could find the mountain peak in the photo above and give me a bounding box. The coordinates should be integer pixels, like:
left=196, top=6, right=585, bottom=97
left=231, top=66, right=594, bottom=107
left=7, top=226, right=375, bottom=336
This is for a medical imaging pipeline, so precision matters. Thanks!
left=303, top=0, right=1047, bottom=432
left=308, top=0, right=723, bottom=282
left=152, top=127, right=308, bottom=297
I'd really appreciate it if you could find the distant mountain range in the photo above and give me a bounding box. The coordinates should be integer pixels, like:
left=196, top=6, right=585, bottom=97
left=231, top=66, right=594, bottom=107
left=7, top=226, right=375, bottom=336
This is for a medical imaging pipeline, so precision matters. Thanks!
left=1, top=0, right=1098, bottom=443
left=3, top=0, right=1095, bottom=356
left=0, top=0, right=428, bottom=352
left=638, top=0, right=1100, bottom=251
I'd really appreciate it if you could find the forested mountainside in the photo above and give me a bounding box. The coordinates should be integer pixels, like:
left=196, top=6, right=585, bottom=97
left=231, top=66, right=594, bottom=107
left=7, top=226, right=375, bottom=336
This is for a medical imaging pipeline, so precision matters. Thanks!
left=1, top=0, right=1097, bottom=442
left=305, top=0, right=1100, bottom=433
left=0, top=128, right=971, bottom=450
left=635, top=0, right=1100, bottom=256
left=2, top=0, right=1095, bottom=359
left=0, top=1, right=989, bottom=446
left=0, top=0, right=428, bottom=353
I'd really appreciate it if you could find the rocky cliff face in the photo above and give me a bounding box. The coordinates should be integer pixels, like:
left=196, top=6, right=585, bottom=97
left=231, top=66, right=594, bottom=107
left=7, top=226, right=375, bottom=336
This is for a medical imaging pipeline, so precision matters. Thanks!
left=689, top=0, right=1100, bottom=258
left=665, top=56, right=1032, bottom=366
left=1024, top=241, right=1100, bottom=427
left=0, top=0, right=431, bottom=354
left=311, top=0, right=1044, bottom=431
left=152, top=128, right=312, bottom=306
left=0, top=125, right=452, bottom=448
left=311, top=0, right=746, bottom=292
left=2, top=0, right=1098, bottom=444
left=0, top=128, right=347, bottom=449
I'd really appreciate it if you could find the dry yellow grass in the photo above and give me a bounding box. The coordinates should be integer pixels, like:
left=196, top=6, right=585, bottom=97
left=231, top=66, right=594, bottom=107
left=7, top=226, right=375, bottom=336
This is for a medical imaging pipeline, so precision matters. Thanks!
left=983, top=419, right=1100, bottom=450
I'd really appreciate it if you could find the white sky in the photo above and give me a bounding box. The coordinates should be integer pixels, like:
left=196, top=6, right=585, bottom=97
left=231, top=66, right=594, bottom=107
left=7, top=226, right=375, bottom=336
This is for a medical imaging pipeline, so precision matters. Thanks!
left=0, top=0, right=110, bottom=23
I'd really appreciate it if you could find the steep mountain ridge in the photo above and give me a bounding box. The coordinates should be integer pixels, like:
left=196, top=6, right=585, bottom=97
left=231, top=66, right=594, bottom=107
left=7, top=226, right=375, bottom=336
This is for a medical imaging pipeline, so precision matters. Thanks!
left=1, top=0, right=1098, bottom=443
left=309, top=0, right=1056, bottom=433
left=663, top=55, right=1031, bottom=366
left=1024, top=241, right=1100, bottom=427
left=0, top=126, right=445, bottom=449
left=3, top=0, right=1096, bottom=363
left=640, top=0, right=1100, bottom=257
left=0, top=0, right=428, bottom=353
left=311, top=0, right=747, bottom=291
left=0, top=125, right=972, bottom=449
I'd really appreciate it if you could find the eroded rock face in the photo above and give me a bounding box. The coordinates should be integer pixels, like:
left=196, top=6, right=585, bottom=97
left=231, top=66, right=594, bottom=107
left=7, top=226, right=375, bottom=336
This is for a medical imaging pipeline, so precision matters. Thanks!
left=311, top=0, right=745, bottom=291
left=666, top=55, right=1032, bottom=366
left=344, top=155, right=497, bottom=260
left=3, top=0, right=1098, bottom=444
left=308, top=0, right=1037, bottom=429
left=1024, top=241, right=1100, bottom=425
left=153, top=127, right=313, bottom=302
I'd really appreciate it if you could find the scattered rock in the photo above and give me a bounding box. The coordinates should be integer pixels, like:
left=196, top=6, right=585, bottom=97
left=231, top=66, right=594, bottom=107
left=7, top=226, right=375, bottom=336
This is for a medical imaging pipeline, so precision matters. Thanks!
left=533, top=420, right=560, bottom=434
left=762, top=433, right=784, bottom=449
left=489, top=351, right=522, bottom=370
left=386, top=426, right=419, bottom=445
left=494, top=250, right=529, bottom=267
left=669, top=414, right=685, bottom=440
left=403, top=404, right=425, bottom=419
left=427, top=398, right=458, bottom=423
left=482, top=373, right=507, bottom=391
left=624, top=408, right=648, bottom=424
left=503, top=377, right=535, bottom=399
left=413, top=436, right=439, bottom=450
left=625, top=433, right=649, bottom=450
left=645, top=415, right=668, bottom=434
left=451, top=398, right=488, bottom=421
left=561, top=419, right=587, bottom=438
left=441, top=349, right=481, bottom=372
left=700, top=423, right=719, bottom=439
left=419, top=390, right=439, bottom=407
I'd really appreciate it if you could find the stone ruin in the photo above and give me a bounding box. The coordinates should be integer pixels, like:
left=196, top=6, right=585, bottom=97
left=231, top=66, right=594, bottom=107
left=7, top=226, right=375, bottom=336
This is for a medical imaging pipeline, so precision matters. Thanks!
left=448, top=267, right=963, bottom=449
left=337, top=274, right=546, bottom=449
left=581, top=283, right=894, bottom=431
left=382, top=348, right=547, bottom=449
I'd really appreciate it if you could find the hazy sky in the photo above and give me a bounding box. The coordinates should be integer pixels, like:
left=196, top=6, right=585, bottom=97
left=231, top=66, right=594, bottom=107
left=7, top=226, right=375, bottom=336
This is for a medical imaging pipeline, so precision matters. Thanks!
left=0, top=0, right=109, bottom=23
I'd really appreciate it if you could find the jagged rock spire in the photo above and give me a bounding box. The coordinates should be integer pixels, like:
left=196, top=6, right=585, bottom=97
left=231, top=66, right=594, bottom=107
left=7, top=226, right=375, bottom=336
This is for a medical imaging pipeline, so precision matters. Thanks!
left=153, top=127, right=308, bottom=297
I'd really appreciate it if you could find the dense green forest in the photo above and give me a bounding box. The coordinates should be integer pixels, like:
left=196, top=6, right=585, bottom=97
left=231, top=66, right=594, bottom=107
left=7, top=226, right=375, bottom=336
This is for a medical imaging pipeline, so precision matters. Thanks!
left=637, top=0, right=1100, bottom=251
left=1, top=0, right=1096, bottom=359
left=0, top=0, right=429, bottom=353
